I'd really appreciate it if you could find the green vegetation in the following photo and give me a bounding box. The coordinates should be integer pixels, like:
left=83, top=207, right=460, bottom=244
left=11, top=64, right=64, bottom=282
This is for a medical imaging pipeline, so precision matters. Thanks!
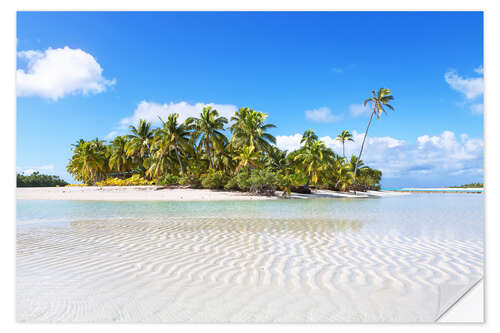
left=451, top=182, right=483, bottom=188
left=67, top=95, right=387, bottom=194
left=17, top=172, right=69, bottom=187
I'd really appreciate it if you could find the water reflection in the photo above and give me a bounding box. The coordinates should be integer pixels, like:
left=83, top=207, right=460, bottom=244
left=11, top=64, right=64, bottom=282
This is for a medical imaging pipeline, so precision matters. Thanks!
left=67, top=217, right=364, bottom=235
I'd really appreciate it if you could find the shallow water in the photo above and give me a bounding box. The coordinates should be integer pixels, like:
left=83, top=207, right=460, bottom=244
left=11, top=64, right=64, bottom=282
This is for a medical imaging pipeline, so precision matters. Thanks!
left=16, top=193, right=484, bottom=322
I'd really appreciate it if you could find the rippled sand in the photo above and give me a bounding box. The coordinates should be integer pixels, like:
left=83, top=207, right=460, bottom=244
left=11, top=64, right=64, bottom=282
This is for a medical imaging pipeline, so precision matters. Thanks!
left=16, top=217, right=483, bottom=323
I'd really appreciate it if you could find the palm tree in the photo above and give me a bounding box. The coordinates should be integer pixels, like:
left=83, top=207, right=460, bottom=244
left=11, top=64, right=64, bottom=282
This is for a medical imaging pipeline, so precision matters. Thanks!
left=156, top=113, right=191, bottom=176
left=353, top=88, right=394, bottom=189
left=336, top=130, right=354, bottom=157
left=230, top=107, right=276, bottom=153
left=213, top=141, right=237, bottom=174
left=265, top=146, right=288, bottom=172
left=146, top=149, right=173, bottom=180
left=108, top=136, right=132, bottom=173
left=186, top=106, right=228, bottom=169
left=301, top=129, right=318, bottom=148
left=348, top=155, right=365, bottom=176
left=233, top=146, right=263, bottom=173
left=125, top=119, right=155, bottom=172
left=67, top=138, right=108, bottom=184
left=293, top=141, right=328, bottom=187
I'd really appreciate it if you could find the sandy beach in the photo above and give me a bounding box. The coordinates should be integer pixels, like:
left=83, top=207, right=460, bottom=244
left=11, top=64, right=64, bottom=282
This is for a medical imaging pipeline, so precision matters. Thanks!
left=16, top=186, right=407, bottom=201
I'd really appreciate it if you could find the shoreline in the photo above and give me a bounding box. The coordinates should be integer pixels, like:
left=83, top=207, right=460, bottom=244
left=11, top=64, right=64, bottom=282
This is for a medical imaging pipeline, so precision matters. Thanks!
left=16, top=186, right=408, bottom=201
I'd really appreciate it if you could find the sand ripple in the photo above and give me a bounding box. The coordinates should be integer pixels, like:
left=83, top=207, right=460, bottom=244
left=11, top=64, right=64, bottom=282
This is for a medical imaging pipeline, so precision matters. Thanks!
left=17, top=217, right=483, bottom=322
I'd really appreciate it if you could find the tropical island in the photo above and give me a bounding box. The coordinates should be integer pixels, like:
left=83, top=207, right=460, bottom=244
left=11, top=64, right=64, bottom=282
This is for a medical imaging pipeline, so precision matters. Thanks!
left=58, top=89, right=394, bottom=199
left=450, top=182, right=484, bottom=188
left=17, top=171, right=68, bottom=187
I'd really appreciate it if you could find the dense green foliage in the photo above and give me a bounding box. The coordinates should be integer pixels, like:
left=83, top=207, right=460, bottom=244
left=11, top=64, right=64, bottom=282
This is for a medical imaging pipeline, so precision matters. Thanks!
left=67, top=104, right=384, bottom=193
left=17, top=172, right=68, bottom=187
left=451, top=182, right=483, bottom=188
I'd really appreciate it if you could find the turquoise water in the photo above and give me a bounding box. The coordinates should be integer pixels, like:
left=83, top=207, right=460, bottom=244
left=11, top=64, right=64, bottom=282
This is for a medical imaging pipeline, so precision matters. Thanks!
left=17, top=193, right=483, bottom=241
left=384, top=188, right=483, bottom=193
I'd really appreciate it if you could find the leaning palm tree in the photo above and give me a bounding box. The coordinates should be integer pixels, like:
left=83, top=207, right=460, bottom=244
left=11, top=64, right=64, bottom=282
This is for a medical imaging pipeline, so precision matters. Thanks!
left=353, top=88, right=394, bottom=189
left=186, top=106, right=228, bottom=169
left=336, top=130, right=354, bottom=157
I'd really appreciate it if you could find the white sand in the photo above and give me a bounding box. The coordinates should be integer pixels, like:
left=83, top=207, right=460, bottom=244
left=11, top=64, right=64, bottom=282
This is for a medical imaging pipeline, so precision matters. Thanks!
left=16, top=186, right=408, bottom=201
left=17, top=216, right=482, bottom=323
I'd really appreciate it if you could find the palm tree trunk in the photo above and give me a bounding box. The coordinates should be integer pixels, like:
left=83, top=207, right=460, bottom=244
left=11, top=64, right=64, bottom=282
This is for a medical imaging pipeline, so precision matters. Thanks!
left=305, top=171, right=312, bottom=187
left=353, top=109, right=376, bottom=191
left=206, top=138, right=214, bottom=169
left=175, top=147, right=184, bottom=176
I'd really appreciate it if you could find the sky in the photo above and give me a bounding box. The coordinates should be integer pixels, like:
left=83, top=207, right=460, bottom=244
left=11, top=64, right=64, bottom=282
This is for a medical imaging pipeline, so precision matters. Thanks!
left=16, top=11, right=484, bottom=187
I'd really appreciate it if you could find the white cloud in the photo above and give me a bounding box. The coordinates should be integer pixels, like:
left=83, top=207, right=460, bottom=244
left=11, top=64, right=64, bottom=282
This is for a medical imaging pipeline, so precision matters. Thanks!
left=275, top=133, right=303, bottom=152
left=474, top=65, right=483, bottom=75
left=16, top=46, right=115, bottom=100
left=104, top=131, right=121, bottom=140
left=444, top=69, right=483, bottom=100
left=471, top=103, right=484, bottom=114
left=276, top=130, right=482, bottom=180
left=348, top=103, right=371, bottom=117
left=305, top=107, right=342, bottom=123
left=118, top=101, right=238, bottom=129
left=18, top=164, right=54, bottom=175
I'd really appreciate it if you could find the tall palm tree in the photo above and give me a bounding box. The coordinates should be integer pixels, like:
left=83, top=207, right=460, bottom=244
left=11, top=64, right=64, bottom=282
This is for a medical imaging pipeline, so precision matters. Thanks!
left=301, top=129, right=318, bottom=148
left=186, top=106, right=228, bottom=169
left=125, top=119, right=155, bottom=172
left=230, top=107, right=276, bottom=153
left=108, top=136, right=132, bottom=173
left=156, top=113, right=191, bottom=176
left=336, top=130, right=354, bottom=157
left=353, top=88, right=394, bottom=188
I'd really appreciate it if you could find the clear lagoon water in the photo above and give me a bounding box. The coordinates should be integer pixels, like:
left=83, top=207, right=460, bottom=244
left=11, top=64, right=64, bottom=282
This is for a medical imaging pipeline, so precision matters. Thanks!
left=16, top=193, right=484, bottom=322
left=17, top=193, right=483, bottom=241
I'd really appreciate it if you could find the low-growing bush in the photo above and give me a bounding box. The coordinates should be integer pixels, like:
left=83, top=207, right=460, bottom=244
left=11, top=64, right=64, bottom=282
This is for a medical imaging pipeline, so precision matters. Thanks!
left=224, top=170, right=279, bottom=195
left=201, top=170, right=229, bottom=189
left=248, top=170, right=279, bottom=195
left=179, top=173, right=202, bottom=188
left=95, top=174, right=154, bottom=186
left=158, top=174, right=179, bottom=186
left=224, top=171, right=251, bottom=191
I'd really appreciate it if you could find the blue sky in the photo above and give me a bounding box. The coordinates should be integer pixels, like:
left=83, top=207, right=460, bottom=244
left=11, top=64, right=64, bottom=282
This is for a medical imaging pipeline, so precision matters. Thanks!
left=16, top=11, right=484, bottom=187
